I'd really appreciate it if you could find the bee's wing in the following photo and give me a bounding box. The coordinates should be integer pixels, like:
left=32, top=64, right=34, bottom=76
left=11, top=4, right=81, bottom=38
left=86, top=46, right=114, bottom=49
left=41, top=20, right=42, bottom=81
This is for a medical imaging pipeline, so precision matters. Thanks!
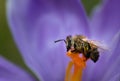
left=82, top=38, right=109, bottom=51
left=89, top=40, right=109, bottom=51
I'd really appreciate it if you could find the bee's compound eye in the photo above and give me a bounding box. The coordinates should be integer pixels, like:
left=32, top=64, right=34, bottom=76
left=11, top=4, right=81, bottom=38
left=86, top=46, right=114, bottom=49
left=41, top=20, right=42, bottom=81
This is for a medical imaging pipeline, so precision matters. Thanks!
left=66, top=35, right=72, bottom=51
left=66, top=35, right=72, bottom=40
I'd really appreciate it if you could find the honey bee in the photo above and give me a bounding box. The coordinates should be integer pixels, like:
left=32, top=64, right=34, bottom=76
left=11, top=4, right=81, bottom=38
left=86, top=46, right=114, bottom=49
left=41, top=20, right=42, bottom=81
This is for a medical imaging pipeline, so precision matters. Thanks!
left=55, top=35, right=107, bottom=63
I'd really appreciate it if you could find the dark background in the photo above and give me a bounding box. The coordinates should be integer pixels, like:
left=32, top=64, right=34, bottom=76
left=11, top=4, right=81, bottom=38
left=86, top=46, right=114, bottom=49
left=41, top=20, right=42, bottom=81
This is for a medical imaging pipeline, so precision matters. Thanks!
left=0, top=0, right=100, bottom=78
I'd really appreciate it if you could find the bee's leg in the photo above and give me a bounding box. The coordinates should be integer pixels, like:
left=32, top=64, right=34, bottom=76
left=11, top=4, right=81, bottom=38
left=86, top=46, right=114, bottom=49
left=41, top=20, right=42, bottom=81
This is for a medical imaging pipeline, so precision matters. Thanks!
left=71, top=49, right=76, bottom=53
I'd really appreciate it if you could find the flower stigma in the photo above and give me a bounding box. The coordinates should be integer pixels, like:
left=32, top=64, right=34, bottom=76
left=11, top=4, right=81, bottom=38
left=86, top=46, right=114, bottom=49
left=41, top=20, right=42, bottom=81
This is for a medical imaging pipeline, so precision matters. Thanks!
left=65, top=50, right=88, bottom=81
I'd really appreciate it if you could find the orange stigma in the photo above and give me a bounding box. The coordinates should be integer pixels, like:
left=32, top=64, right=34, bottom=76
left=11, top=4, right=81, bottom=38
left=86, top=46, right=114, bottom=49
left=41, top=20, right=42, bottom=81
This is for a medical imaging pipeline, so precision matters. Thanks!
left=65, top=51, right=88, bottom=81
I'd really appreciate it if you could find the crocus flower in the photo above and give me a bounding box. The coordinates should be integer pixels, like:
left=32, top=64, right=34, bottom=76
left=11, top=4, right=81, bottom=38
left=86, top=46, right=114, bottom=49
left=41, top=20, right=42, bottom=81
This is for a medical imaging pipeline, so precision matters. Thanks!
left=1, top=0, right=120, bottom=81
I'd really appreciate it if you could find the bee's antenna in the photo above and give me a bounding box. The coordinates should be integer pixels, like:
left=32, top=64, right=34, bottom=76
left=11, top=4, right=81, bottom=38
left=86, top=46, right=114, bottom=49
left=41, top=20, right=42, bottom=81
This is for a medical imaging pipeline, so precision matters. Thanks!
left=54, top=39, right=66, bottom=43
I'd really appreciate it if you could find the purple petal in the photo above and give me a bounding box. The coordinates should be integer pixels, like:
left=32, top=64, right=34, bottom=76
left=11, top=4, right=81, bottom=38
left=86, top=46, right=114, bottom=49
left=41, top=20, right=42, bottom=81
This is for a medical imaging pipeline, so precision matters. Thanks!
left=109, top=73, right=120, bottom=81
left=83, top=32, right=120, bottom=81
left=100, top=33, right=120, bottom=81
left=7, top=0, right=89, bottom=81
left=84, top=0, right=120, bottom=79
left=90, top=0, right=120, bottom=43
left=0, top=56, right=36, bottom=81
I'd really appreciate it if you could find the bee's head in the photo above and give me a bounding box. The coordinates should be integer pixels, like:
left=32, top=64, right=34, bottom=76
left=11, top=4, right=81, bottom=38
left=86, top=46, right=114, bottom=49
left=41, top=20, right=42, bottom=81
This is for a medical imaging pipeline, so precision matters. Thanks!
left=54, top=35, right=72, bottom=51
left=66, top=35, right=72, bottom=51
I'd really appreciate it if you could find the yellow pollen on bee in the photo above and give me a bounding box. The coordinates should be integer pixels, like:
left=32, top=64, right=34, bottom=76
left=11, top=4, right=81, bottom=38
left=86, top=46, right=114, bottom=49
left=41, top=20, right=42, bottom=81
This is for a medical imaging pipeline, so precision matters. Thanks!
left=65, top=51, right=87, bottom=81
